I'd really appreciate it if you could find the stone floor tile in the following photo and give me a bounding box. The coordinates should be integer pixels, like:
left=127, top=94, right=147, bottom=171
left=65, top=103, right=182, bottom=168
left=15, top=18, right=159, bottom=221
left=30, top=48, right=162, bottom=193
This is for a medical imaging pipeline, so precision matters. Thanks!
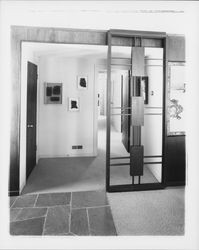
left=10, top=208, right=21, bottom=222
left=10, top=197, right=17, bottom=208
left=43, top=205, right=70, bottom=235
left=71, top=208, right=89, bottom=236
left=88, top=206, right=117, bottom=236
left=16, top=207, right=47, bottom=221
left=12, top=194, right=37, bottom=208
left=72, top=190, right=108, bottom=208
left=36, top=192, right=71, bottom=207
left=10, top=217, right=45, bottom=235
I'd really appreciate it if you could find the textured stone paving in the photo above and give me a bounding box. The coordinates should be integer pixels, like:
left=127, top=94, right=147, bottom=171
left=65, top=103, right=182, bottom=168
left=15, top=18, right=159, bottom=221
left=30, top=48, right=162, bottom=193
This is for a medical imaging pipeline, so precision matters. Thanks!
left=10, top=190, right=117, bottom=236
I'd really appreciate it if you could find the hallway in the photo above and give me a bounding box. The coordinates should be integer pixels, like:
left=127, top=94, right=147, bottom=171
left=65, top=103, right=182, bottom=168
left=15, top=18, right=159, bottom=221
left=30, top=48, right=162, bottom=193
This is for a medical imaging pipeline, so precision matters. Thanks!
left=22, top=116, right=158, bottom=194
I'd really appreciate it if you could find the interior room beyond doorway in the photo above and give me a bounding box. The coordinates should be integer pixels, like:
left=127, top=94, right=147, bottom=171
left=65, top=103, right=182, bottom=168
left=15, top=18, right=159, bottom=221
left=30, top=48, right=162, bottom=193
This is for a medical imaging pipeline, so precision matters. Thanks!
left=21, top=42, right=163, bottom=194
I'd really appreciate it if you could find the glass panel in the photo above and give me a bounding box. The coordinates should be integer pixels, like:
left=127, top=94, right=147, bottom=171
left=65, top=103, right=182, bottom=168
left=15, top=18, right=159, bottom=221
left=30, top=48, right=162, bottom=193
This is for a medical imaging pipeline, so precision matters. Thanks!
left=107, top=38, right=164, bottom=187
left=109, top=44, right=131, bottom=185
left=142, top=164, right=161, bottom=184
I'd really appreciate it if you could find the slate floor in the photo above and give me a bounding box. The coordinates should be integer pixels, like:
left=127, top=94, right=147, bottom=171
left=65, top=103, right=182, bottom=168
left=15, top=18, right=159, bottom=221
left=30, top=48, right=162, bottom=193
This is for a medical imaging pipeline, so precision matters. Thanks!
left=10, top=190, right=117, bottom=236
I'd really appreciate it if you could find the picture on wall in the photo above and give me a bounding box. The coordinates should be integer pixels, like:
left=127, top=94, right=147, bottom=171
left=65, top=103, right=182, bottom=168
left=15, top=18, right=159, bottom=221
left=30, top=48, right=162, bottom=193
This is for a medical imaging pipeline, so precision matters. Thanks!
left=68, top=98, right=80, bottom=111
left=77, top=76, right=88, bottom=90
left=141, top=77, right=149, bottom=104
left=167, top=62, right=185, bottom=136
left=135, top=77, right=149, bottom=104
left=44, top=82, right=62, bottom=104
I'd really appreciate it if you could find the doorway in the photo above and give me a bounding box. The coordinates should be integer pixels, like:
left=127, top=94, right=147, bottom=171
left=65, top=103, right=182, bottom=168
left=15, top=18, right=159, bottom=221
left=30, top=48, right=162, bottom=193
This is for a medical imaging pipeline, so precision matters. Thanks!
left=22, top=38, right=166, bottom=194
left=10, top=27, right=167, bottom=195
left=21, top=43, right=110, bottom=194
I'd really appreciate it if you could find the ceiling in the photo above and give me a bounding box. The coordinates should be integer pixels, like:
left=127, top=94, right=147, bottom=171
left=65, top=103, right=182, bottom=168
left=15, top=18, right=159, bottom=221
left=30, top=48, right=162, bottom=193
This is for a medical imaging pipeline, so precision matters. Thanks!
left=22, top=42, right=163, bottom=59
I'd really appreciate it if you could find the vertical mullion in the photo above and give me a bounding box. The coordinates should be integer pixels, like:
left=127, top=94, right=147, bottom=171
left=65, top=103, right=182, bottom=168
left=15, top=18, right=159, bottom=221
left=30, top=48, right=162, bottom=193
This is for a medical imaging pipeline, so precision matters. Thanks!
left=161, top=36, right=168, bottom=186
left=106, top=32, right=112, bottom=191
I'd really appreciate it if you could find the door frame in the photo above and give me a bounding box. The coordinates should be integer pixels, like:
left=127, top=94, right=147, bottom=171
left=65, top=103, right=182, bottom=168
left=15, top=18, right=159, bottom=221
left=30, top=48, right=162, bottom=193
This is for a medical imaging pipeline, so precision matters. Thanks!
left=9, top=26, right=168, bottom=196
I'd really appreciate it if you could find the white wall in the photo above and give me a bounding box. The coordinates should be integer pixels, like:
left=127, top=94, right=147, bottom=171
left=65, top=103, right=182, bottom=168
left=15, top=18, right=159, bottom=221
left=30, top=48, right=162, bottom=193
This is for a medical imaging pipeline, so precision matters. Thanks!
left=20, top=45, right=38, bottom=193
left=142, top=54, right=163, bottom=182
left=111, top=71, right=130, bottom=133
left=98, top=72, right=107, bottom=116
left=38, top=56, right=97, bottom=157
left=111, top=72, right=121, bottom=132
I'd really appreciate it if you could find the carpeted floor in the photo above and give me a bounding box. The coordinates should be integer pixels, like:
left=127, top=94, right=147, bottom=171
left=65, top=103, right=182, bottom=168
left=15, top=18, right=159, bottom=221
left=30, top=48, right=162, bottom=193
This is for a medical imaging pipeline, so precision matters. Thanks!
left=20, top=116, right=185, bottom=236
left=107, top=186, right=185, bottom=235
left=22, top=116, right=158, bottom=194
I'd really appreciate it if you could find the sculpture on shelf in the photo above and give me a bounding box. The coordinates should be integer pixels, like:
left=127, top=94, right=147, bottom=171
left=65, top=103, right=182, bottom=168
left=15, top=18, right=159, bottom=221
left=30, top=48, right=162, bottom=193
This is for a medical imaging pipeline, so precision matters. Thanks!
left=169, top=99, right=183, bottom=120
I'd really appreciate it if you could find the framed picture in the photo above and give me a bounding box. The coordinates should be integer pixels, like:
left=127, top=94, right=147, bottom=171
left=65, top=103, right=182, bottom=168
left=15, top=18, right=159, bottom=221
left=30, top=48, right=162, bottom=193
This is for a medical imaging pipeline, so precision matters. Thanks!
left=68, top=97, right=80, bottom=112
left=167, top=62, right=185, bottom=136
left=77, top=76, right=88, bottom=90
left=135, top=77, right=149, bottom=104
left=141, top=77, right=149, bottom=105
left=44, top=82, right=62, bottom=104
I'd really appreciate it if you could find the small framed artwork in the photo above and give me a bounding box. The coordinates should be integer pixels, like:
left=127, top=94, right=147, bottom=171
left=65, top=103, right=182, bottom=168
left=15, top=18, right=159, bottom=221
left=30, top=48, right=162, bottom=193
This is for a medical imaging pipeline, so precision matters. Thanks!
left=77, top=76, right=88, bottom=90
left=68, top=97, right=80, bottom=112
left=141, top=77, right=149, bottom=104
left=135, top=77, right=149, bottom=104
left=44, top=82, right=62, bottom=104
left=167, top=62, right=185, bottom=136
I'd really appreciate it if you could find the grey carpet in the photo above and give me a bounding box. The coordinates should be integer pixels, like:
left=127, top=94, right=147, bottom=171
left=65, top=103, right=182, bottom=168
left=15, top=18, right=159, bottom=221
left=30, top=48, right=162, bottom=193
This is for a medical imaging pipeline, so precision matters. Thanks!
left=22, top=116, right=158, bottom=194
left=107, top=187, right=185, bottom=235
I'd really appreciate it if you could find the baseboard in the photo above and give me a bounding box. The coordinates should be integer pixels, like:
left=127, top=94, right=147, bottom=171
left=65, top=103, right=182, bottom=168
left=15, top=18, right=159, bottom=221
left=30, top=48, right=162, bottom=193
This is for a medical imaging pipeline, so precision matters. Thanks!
left=9, top=190, right=19, bottom=197
left=38, top=153, right=96, bottom=158
left=166, top=181, right=185, bottom=187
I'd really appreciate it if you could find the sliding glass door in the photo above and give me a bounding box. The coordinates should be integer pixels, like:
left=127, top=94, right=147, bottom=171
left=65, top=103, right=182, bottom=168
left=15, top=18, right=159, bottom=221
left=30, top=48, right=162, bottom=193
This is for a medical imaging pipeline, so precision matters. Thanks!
left=106, top=30, right=167, bottom=192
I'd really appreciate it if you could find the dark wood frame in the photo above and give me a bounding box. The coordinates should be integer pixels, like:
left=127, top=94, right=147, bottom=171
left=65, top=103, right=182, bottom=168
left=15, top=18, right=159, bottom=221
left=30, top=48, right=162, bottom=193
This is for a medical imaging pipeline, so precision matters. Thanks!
left=106, top=29, right=167, bottom=192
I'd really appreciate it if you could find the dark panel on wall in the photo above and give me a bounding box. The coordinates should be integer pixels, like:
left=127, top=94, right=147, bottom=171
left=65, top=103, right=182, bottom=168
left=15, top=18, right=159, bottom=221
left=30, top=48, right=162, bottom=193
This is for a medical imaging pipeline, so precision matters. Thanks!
left=165, top=136, right=186, bottom=185
left=9, top=31, right=26, bottom=195
left=167, top=35, right=185, bottom=62
left=131, top=47, right=145, bottom=76
left=130, top=145, right=144, bottom=176
left=165, top=35, right=186, bottom=186
left=111, top=36, right=163, bottom=48
left=9, top=153, right=20, bottom=195
left=122, top=71, right=131, bottom=152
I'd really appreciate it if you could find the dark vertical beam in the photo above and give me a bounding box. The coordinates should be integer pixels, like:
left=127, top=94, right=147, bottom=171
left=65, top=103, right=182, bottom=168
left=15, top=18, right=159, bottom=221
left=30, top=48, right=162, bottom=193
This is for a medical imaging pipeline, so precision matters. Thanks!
left=130, top=41, right=144, bottom=178
left=121, top=75, right=123, bottom=133
left=161, top=36, right=168, bottom=186
left=106, top=31, right=112, bottom=191
left=9, top=32, right=24, bottom=195
left=165, top=35, right=186, bottom=186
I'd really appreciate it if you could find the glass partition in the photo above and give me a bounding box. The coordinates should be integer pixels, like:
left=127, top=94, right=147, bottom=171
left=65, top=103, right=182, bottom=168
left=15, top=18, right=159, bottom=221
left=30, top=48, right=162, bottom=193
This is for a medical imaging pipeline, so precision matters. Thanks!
left=107, top=33, right=165, bottom=190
